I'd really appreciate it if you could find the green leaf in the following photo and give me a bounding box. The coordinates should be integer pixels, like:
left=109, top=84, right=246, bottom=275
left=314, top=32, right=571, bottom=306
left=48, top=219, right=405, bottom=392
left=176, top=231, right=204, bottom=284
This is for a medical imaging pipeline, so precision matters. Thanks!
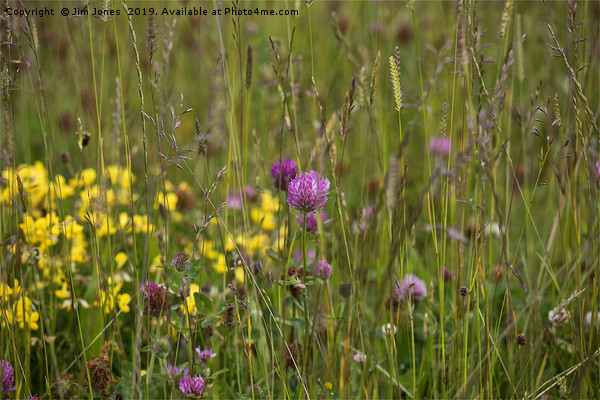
left=209, top=368, right=229, bottom=379
left=195, top=292, right=214, bottom=315
left=286, top=318, right=306, bottom=331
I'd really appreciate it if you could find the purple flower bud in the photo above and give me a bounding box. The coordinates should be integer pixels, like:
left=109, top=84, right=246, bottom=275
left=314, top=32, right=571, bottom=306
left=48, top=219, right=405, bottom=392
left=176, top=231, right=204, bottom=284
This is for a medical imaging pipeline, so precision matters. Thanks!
left=195, top=346, right=216, bottom=364
left=314, top=260, right=332, bottom=280
left=171, top=252, right=190, bottom=272
left=439, top=266, right=452, bottom=282
left=162, top=364, right=188, bottom=380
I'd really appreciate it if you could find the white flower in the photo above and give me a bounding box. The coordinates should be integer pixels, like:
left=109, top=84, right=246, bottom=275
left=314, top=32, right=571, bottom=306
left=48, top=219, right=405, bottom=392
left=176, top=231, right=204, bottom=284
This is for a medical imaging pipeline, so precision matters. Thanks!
left=548, top=307, right=571, bottom=327
left=584, top=311, right=600, bottom=332
left=484, top=222, right=501, bottom=238
left=381, top=323, right=397, bottom=335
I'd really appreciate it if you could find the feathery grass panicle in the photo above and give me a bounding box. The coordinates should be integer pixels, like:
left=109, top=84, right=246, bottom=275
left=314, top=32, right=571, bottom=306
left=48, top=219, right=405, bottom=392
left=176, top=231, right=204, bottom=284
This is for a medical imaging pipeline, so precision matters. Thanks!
left=340, top=78, right=356, bottom=140
left=493, top=50, right=514, bottom=116
left=389, top=51, right=402, bottom=112
left=356, top=66, right=367, bottom=107
left=1, top=66, right=15, bottom=163
left=29, top=18, right=39, bottom=52
left=385, top=155, right=399, bottom=208
left=246, top=45, right=253, bottom=90
left=499, top=0, right=514, bottom=39
left=456, top=3, right=468, bottom=74
left=146, top=15, right=157, bottom=62
left=553, top=93, right=562, bottom=130
left=369, top=50, right=381, bottom=106
left=439, top=100, right=448, bottom=138
left=195, top=118, right=207, bottom=157
left=111, top=78, right=123, bottom=140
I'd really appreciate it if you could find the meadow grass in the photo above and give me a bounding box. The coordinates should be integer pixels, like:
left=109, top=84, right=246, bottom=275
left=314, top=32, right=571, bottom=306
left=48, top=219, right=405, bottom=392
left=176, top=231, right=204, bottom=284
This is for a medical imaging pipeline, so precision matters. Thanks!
left=0, top=0, right=599, bottom=398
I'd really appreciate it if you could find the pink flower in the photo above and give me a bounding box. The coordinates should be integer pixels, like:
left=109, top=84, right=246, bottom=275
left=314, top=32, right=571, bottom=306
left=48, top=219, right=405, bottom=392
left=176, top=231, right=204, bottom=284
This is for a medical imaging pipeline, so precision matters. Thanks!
left=287, top=171, right=330, bottom=214
left=271, top=158, right=298, bottom=191
left=178, top=374, right=205, bottom=398
left=195, top=346, right=216, bottom=364
left=428, top=136, right=451, bottom=156
left=162, top=364, right=188, bottom=380
left=398, top=274, right=427, bottom=302
left=314, top=260, right=332, bottom=280
left=352, top=351, right=367, bottom=364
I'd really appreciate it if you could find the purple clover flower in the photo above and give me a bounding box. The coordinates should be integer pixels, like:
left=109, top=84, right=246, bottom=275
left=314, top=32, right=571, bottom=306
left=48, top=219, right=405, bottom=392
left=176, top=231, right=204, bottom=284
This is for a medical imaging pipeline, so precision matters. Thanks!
left=271, top=158, right=298, bottom=191
left=1, top=360, right=16, bottom=394
left=140, top=280, right=171, bottom=317
left=228, top=186, right=257, bottom=209
left=296, top=211, right=327, bottom=234
left=428, top=136, right=451, bottom=157
left=162, top=364, right=188, bottom=380
left=195, top=346, right=216, bottom=364
left=314, top=260, right=332, bottom=280
left=439, top=266, right=452, bottom=282
left=228, top=192, right=243, bottom=210
left=171, top=252, right=190, bottom=272
left=352, top=351, right=367, bottom=364
left=397, top=274, right=427, bottom=302
left=178, top=374, right=205, bottom=398
left=287, top=171, right=330, bottom=214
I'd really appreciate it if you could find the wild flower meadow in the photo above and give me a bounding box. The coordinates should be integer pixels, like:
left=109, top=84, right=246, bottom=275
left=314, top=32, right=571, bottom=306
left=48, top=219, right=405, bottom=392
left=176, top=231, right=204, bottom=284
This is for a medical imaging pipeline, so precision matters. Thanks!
left=0, top=0, right=599, bottom=399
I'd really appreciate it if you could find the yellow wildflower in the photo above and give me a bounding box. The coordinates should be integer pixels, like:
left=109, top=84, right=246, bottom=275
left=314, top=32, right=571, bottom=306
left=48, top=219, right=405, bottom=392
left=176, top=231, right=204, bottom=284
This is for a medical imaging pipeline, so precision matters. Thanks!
left=250, top=208, right=277, bottom=230
left=155, top=192, right=178, bottom=211
left=213, top=254, right=227, bottom=274
left=260, top=191, right=280, bottom=213
left=117, top=293, right=132, bottom=313
left=115, top=252, right=128, bottom=269
left=180, top=284, right=200, bottom=315
left=199, top=240, right=219, bottom=260
left=55, top=282, right=71, bottom=299
left=13, top=297, right=40, bottom=330
left=235, top=267, right=245, bottom=283
left=69, top=168, right=97, bottom=187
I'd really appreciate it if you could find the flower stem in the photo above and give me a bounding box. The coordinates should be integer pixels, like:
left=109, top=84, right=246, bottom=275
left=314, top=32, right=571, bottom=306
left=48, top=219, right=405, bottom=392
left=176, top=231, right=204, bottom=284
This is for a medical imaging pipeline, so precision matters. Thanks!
left=301, top=214, right=309, bottom=394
